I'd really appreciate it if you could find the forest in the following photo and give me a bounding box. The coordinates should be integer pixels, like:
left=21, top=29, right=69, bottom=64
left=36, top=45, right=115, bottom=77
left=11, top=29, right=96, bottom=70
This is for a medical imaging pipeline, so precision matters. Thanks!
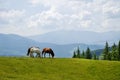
left=72, top=41, right=120, bottom=61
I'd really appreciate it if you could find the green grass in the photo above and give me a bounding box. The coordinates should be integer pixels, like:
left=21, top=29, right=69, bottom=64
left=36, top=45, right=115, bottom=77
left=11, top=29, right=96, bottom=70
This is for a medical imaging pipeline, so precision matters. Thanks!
left=0, top=57, right=120, bottom=80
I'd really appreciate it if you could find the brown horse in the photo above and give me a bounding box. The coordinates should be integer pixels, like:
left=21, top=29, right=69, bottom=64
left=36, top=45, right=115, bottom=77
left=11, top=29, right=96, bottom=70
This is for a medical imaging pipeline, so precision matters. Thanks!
left=42, top=48, right=54, bottom=58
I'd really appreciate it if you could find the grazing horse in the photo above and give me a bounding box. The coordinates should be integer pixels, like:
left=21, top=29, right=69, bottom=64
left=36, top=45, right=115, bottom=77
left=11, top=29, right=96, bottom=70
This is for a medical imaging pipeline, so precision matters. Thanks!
left=42, top=48, right=55, bottom=58
left=27, top=47, right=41, bottom=58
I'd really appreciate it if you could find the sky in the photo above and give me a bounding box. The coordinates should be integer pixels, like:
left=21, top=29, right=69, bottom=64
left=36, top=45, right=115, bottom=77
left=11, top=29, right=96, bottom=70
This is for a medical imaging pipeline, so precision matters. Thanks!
left=0, top=0, right=120, bottom=36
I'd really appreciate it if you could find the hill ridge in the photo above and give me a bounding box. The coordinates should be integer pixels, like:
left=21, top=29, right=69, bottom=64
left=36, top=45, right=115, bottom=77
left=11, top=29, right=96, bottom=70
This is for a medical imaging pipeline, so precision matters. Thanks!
left=0, top=33, right=104, bottom=57
left=29, top=30, right=120, bottom=45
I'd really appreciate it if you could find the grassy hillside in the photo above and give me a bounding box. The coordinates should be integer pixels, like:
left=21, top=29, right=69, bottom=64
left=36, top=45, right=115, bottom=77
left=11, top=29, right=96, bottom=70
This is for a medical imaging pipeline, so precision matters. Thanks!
left=0, top=57, right=120, bottom=80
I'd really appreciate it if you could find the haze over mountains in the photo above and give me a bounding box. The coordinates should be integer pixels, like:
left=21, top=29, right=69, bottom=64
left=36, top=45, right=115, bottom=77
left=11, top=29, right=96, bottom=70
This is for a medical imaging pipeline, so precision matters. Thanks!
left=29, top=30, right=120, bottom=45
left=0, top=30, right=120, bottom=57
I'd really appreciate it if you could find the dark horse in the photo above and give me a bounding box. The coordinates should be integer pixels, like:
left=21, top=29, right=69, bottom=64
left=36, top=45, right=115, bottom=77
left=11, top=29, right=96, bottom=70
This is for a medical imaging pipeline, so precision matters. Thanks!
left=42, top=48, right=54, bottom=58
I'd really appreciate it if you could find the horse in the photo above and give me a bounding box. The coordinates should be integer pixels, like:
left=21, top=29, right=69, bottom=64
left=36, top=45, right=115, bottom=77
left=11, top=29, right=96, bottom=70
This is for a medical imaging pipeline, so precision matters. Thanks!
left=42, top=48, right=55, bottom=58
left=27, top=47, right=41, bottom=58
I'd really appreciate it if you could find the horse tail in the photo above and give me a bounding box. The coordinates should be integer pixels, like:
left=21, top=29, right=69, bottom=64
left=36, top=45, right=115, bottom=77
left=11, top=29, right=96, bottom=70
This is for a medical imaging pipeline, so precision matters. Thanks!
left=27, top=48, right=31, bottom=56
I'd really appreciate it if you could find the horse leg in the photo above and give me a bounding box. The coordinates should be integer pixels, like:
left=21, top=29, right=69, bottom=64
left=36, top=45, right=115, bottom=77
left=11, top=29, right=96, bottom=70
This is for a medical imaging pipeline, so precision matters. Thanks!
left=32, top=54, right=34, bottom=58
left=42, top=52, right=44, bottom=58
left=30, top=53, right=32, bottom=57
left=44, top=53, right=46, bottom=58
left=35, top=53, right=38, bottom=58
left=38, top=52, right=41, bottom=58
left=38, top=53, right=40, bottom=57
left=49, top=53, right=50, bottom=58
left=30, top=53, right=34, bottom=58
left=42, top=51, right=45, bottom=58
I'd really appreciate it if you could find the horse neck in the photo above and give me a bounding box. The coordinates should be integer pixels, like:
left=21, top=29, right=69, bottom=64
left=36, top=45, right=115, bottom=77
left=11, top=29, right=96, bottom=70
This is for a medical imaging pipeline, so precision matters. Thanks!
left=51, top=50, right=54, bottom=57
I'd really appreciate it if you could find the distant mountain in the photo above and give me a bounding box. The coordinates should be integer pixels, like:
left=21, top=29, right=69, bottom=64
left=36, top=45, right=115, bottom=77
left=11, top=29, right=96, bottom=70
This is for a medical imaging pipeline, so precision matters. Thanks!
left=0, top=33, right=104, bottom=57
left=0, top=33, right=40, bottom=56
left=92, top=46, right=113, bottom=56
left=92, top=49, right=104, bottom=56
left=29, top=30, right=120, bottom=45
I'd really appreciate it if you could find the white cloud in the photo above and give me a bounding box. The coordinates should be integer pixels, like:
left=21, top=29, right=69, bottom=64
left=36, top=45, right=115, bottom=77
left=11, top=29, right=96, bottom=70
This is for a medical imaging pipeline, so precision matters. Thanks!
left=0, top=9, right=25, bottom=26
left=28, top=0, right=40, bottom=5
left=0, top=0, right=120, bottom=36
left=26, top=0, right=120, bottom=34
left=103, top=0, right=120, bottom=18
left=0, top=9, right=25, bottom=19
left=26, top=6, right=63, bottom=28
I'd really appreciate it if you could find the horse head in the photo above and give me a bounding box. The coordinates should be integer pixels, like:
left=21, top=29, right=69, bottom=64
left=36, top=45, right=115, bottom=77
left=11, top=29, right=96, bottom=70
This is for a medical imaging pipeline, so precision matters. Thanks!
left=51, top=50, right=55, bottom=58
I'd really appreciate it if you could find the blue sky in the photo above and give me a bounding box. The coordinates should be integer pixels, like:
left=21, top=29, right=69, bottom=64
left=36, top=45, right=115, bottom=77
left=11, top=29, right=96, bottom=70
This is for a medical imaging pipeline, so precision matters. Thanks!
left=0, top=0, right=120, bottom=36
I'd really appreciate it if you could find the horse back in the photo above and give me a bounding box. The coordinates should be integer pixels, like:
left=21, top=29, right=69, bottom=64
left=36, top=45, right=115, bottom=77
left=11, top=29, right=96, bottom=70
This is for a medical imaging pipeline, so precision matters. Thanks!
left=42, top=48, right=54, bottom=57
left=43, top=48, right=52, bottom=52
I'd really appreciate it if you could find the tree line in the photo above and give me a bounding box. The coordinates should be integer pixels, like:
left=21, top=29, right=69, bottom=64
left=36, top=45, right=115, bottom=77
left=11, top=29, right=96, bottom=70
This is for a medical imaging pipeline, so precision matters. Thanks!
left=101, top=41, right=120, bottom=61
left=72, top=46, right=97, bottom=59
left=72, top=40, right=120, bottom=61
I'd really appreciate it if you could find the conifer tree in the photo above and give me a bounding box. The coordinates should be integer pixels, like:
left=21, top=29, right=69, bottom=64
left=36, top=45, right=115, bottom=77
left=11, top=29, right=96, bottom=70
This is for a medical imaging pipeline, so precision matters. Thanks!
left=93, top=52, right=97, bottom=60
left=111, top=43, right=117, bottom=60
left=85, top=47, right=92, bottom=59
left=76, top=46, right=80, bottom=58
left=72, top=51, right=76, bottom=58
left=81, top=50, right=85, bottom=58
left=102, top=42, right=109, bottom=60
left=108, top=52, right=112, bottom=60
left=118, top=41, right=120, bottom=60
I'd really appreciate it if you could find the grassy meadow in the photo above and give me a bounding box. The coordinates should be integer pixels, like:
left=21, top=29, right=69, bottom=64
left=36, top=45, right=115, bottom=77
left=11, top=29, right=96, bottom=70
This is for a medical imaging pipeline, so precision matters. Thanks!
left=0, top=57, right=120, bottom=80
